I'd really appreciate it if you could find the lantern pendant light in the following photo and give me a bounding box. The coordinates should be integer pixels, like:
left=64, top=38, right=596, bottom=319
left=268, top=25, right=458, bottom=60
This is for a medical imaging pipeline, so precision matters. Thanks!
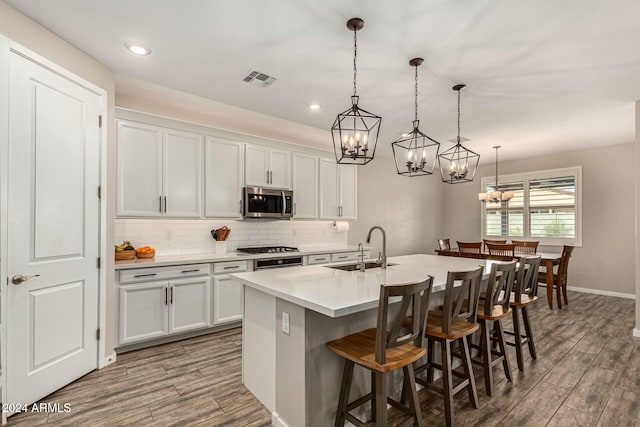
left=392, top=58, right=440, bottom=176
left=438, top=84, right=480, bottom=184
left=331, top=18, right=381, bottom=165
left=478, top=146, right=514, bottom=203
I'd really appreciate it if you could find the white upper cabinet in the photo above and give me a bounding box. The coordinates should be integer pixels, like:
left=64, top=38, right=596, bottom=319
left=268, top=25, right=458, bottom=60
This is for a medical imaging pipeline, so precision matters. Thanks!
left=205, top=137, right=243, bottom=218
left=117, top=120, right=203, bottom=217
left=293, top=153, right=318, bottom=219
left=117, top=121, right=163, bottom=216
left=245, top=144, right=291, bottom=189
left=319, top=159, right=357, bottom=220
left=164, top=129, right=202, bottom=217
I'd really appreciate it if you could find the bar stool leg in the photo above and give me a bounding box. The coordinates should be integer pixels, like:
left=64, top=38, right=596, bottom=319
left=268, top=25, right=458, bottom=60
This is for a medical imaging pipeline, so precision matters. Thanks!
left=562, top=281, right=569, bottom=305
left=403, top=365, right=424, bottom=427
left=426, top=338, right=435, bottom=384
left=522, top=306, right=537, bottom=360
left=371, top=371, right=377, bottom=422
left=459, top=337, right=479, bottom=408
left=494, top=320, right=512, bottom=381
left=335, top=359, right=354, bottom=427
left=480, top=319, right=493, bottom=396
left=374, top=371, right=388, bottom=427
left=441, top=340, right=454, bottom=427
left=511, top=306, right=525, bottom=371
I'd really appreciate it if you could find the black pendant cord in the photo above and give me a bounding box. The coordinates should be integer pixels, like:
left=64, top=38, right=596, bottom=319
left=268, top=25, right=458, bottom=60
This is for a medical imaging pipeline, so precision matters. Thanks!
left=456, top=89, right=461, bottom=145
left=352, top=29, right=357, bottom=97
left=495, top=147, right=499, bottom=190
left=414, top=65, right=418, bottom=122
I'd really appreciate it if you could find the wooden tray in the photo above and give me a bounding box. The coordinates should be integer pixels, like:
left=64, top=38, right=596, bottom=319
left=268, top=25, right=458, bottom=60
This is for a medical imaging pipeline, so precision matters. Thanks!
left=136, top=251, right=155, bottom=259
left=115, top=251, right=136, bottom=260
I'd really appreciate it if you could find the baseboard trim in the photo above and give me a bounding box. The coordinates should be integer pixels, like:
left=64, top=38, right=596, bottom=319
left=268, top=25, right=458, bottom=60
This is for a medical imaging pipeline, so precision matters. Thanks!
left=566, top=286, right=635, bottom=300
left=99, top=352, right=117, bottom=369
left=633, top=329, right=640, bottom=338
left=272, top=412, right=290, bottom=427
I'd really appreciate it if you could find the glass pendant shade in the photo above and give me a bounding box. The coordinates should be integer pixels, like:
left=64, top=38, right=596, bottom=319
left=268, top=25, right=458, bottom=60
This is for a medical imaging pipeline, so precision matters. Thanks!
left=438, top=83, right=480, bottom=184
left=331, top=18, right=381, bottom=166
left=392, top=57, right=440, bottom=176
left=478, top=145, right=514, bottom=203
left=332, top=96, right=381, bottom=165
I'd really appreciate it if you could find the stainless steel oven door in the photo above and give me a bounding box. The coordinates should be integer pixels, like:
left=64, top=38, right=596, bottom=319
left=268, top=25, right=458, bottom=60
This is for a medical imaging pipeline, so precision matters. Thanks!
left=243, top=187, right=293, bottom=219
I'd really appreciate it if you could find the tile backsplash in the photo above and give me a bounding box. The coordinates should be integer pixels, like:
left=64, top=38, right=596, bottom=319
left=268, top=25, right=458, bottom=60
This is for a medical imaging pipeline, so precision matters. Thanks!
left=114, top=219, right=349, bottom=256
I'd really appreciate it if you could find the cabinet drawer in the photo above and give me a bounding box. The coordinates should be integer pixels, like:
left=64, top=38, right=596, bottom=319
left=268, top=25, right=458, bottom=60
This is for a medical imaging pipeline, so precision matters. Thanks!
left=307, top=254, right=331, bottom=265
left=331, top=252, right=359, bottom=262
left=213, top=260, right=248, bottom=274
left=120, top=263, right=210, bottom=284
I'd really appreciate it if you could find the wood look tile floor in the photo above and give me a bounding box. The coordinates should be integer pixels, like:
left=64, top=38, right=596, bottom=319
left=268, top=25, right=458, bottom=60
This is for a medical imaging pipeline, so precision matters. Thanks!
left=8, top=291, right=640, bottom=426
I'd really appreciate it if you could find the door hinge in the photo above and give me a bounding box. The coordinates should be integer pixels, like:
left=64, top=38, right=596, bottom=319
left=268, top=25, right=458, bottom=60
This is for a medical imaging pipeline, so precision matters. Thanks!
left=96, top=328, right=101, bottom=341
left=97, top=257, right=101, bottom=269
left=97, top=185, right=102, bottom=199
left=98, top=115, right=102, bottom=128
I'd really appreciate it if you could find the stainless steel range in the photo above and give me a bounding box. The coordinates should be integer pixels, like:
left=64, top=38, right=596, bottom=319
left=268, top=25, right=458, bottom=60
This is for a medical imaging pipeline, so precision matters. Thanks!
left=237, top=246, right=303, bottom=270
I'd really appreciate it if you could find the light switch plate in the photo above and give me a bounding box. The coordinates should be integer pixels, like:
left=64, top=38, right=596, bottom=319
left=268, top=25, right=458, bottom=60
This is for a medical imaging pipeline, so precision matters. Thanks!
left=282, top=312, right=290, bottom=335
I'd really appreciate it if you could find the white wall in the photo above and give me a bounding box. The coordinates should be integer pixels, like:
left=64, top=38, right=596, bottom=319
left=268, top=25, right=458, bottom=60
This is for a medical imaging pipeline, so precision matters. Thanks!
left=635, top=101, right=640, bottom=336
left=0, top=0, right=117, bottom=355
left=348, top=154, right=445, bottom=257
left=441, top=142, right=635, bottom=296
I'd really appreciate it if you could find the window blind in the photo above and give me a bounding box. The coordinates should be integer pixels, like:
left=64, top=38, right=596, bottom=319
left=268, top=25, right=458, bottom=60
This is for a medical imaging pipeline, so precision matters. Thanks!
left=484, top=181, right=524, bottom=237
left=529, top=176, right=575, bottom=238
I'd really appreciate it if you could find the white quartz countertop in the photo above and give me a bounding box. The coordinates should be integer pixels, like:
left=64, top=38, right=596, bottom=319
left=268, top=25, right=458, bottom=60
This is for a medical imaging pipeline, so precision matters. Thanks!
left=232, top=254, right=494, bottom=318
left=114, top=245, right=372, bottom=270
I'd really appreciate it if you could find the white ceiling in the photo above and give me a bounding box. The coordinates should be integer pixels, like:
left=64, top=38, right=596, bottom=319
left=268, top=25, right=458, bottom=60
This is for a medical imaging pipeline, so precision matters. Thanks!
left=7, top=0, right=640, bottom=162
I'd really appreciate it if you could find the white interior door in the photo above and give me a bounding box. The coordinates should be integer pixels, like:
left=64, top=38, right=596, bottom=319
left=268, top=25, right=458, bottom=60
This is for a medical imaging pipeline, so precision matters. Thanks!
left=7, top=52, right=101, bottom=409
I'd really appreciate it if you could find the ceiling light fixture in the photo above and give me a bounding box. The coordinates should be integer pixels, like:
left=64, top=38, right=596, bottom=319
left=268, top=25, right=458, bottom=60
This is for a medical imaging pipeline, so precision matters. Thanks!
left=309, top=103, right=321, bottom=110
left=438, top=84, right=480, bottom=184
left=478, top=146, right=514, bottom=203
left=125, top=42, right=152, bottom=56
left=391, top=58, right=440, bottom=177
left=331, top=18, right=381, bottom=166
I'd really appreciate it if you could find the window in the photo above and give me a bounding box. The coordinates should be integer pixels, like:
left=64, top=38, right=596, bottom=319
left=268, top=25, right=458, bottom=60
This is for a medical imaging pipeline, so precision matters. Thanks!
left=481, top=167, right=582, bottom=246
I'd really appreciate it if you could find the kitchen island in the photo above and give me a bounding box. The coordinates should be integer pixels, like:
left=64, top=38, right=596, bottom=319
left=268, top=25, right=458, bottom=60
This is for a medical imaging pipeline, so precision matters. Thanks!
left=232, top=254, right=492, bottom=427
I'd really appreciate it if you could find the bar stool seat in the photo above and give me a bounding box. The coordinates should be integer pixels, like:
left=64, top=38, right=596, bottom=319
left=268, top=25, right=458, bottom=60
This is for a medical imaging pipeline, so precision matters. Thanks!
left=423, top=311, right=479, bottom=340
left=478, top=305, right=511, bottom=321
left=509, top=293, right=537, bottom=306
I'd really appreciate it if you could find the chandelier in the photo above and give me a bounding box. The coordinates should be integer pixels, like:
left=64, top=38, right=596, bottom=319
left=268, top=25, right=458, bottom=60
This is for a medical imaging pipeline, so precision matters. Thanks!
left=438, top=84, right=480, bottom=184
left=391, top=58, right=440, bottom=176
left=331, top=18, right=381, bottom=165
left=478, top=145, right=514, bottom=203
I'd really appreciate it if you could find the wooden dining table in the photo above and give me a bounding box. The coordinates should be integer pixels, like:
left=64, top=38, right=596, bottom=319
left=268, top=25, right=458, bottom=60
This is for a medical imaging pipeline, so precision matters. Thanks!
left=435, top=249, right=563, bottom=309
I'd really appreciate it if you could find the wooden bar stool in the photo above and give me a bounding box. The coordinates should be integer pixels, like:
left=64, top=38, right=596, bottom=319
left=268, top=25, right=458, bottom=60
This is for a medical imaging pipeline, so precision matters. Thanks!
left=457, top=241, right=482, bottom=259
left=507, top=255, right=541, bottom=371
left=537, top=245, right=574, bottom=307
left=471, top=261, right=517, bottom=396
left=411, top=267, right=484, bottom=427
left=327, top=276, right=434, bottom=427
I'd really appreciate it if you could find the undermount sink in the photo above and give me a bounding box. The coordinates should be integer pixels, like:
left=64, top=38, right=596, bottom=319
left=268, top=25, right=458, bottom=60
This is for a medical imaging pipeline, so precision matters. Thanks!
left=328, top=261, right=397, bottom=272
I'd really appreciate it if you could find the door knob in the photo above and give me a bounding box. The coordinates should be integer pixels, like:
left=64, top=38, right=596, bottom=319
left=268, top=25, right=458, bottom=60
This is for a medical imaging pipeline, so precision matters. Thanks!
left=12, top=274, right=40, bottom=285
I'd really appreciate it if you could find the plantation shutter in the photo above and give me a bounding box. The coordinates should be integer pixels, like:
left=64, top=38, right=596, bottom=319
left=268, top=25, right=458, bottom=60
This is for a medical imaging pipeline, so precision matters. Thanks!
left=484, top=181, right=524, bottom=237
left=529, top=176, right=576, bottom=238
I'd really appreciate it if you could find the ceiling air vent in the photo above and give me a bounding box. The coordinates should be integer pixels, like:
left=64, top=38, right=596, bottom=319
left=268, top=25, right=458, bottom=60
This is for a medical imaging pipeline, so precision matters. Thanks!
left=243, top=70, right=277, bottom=87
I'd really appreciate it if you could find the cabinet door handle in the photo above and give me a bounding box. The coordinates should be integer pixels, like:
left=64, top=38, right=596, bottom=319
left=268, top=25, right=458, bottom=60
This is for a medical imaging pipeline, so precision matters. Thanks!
left=337, top=255, right=348, bottom=259
left=266, top=170, right=270, bottom=184
left=165, top=287, right=168, bottom=306
left=170, top=286, right=174, bottom=304
left=134, top=273, right=157, bottom=278
left=270, top=170, right=273, bottom=184
left=159, top=196, right=162, bottom=213
left=181, top=269, right=200, bottom=274
left=293, top=203, right=296, bottom=215
left=223, top=265, right=241, bottom=270
left=239, top=200, right=243, bottom=214
left=164, top=196, right=167, bottom=213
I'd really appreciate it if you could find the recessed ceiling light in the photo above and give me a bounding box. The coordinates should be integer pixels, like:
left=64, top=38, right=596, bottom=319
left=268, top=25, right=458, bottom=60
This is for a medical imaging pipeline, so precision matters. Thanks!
left=309, top=103, right=321, bottom=110
left=401, top=133, right=409, bottom=137
left=125, top=42, right=152, bottom=56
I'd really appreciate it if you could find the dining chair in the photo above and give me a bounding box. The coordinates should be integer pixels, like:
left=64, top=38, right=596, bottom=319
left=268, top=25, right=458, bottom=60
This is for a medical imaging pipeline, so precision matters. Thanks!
left=327, top=277, right=433, bottom=427
left=511, top=240, right=539, bottom=255
left=486, top=243, right=516, bottom=261
left=457, top=241, right=482, bottom=259
left=410, top=267, right=484, bottom=427
left=438, top=238, right=451, bottom=251
left=482, top=239, right=507, bottom=252
left=471, top=260, right=517, bottom=396
left=507, top=255, right=541, bottom=371
left=537, top=245, right=574, bottom=306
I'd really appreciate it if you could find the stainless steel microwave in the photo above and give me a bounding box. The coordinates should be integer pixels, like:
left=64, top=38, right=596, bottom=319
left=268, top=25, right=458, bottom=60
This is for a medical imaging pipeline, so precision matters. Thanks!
left=243, top=187, right=293, bottom=219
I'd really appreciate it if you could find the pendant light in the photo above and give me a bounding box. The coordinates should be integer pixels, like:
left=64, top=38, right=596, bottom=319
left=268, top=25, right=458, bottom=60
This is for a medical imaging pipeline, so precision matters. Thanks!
left=478, top=146, right=514, bottom=203
left=438, top=84, right=480, bottom=184
left=391, top=58, right=440, bottom=176
left=331, top=18, right=381, bottom=165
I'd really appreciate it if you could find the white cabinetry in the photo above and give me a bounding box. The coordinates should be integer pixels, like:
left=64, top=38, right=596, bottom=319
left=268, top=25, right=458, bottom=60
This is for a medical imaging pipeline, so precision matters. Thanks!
left=319, top=159, right=357, bottom=220
left=117, top=264, right=211, bottom=346
left=245, top=144, right=291, bottom=189
left=212, top=260, right=247, bottom=325
left=116, top=120, right=202, bottom=217
left=292, top=153, right=318, bottom=219
left=205, top=137, right=243, bottom=217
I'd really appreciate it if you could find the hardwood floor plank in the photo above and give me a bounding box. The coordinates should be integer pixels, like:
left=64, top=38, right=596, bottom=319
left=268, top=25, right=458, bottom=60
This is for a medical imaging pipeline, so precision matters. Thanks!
left=542, top=350, right=597, bottom=388
left=563, top=366, right=621, bottom=418
left=597, top=387, right=640, bottom=426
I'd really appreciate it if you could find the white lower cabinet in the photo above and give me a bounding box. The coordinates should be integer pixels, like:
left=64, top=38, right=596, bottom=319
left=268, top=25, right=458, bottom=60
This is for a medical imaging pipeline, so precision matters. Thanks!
left=119, top=281, right=170, bottom=345
left=212, top=275, right=244, bottom=325
left=169, top=277, right=211, bottom=334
